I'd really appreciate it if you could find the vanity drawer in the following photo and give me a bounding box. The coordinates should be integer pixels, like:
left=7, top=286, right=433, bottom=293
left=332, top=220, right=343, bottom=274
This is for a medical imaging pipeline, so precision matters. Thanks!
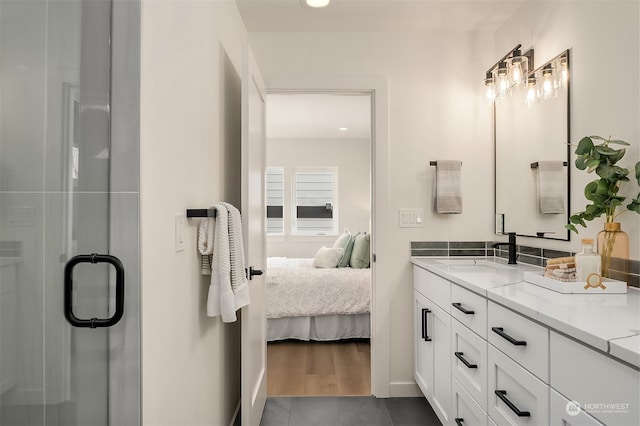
left=414, top=266, right=450, bottom=311
left=488, top=345, right=549, bottom=426
left=549, top=388, right=604, bottom=426
left=452, top=376, right=488, bottom=426
left=451, top=284, right=487, bottom=339
left=550, top=331, right=639, bottom=426
left=452, top=318, right=487, bottom=410
left=488, top=301, right=549, bottom=383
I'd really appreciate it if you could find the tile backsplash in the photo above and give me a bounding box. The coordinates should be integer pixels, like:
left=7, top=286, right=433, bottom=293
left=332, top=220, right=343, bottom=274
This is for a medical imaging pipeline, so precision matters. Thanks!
left=410, top=240, right=639, bottom=288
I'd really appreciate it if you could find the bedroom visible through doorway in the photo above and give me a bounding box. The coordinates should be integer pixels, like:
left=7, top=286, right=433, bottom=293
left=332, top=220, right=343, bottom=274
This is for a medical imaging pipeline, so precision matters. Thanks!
left=264, top=92, right=372, bottom=396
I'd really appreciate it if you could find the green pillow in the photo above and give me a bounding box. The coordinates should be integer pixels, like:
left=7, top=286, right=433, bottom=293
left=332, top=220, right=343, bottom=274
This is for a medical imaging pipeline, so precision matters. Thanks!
left=333, top=228, right=351, bottom=249
left=350, top=232, right=370, bottom=269
left=337, top=233, right=357, bottom=268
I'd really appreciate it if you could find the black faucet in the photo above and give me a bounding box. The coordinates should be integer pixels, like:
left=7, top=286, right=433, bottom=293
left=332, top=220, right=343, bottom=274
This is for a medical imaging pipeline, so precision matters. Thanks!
left=493, top=232, right=517, bottom=264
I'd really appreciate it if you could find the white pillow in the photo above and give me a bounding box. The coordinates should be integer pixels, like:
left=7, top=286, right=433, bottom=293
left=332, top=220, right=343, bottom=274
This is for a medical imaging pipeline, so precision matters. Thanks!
left=312, top=247, right=345, bottom=268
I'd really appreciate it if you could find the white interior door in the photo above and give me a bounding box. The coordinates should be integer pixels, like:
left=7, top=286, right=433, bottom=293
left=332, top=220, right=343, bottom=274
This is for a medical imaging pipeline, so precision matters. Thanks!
left=241, top=44, right=267, bottom=426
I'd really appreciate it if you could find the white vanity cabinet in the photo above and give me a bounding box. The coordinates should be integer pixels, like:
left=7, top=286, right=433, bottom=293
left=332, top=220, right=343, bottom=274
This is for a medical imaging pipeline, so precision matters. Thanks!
left=413, top=259, right=640, bottom=426
left=413, top=266, right=452, bottom=425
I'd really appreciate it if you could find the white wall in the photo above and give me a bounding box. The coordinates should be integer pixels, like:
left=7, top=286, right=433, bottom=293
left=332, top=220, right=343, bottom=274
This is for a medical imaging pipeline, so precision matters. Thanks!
left=140, top=1, right=246, bottom=424
left=249, top=30, right=495, bottom=395
left=494, top=0, right=640, bottom=257
left=267, top=137, right=371, bottom=257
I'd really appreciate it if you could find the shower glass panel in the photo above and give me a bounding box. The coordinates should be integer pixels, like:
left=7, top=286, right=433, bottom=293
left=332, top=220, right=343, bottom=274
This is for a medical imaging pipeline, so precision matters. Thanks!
left=0, top=0, right=140, bottom=425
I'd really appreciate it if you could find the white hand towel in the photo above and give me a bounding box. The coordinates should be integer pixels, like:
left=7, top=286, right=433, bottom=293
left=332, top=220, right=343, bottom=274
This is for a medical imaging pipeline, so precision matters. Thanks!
left=206, top=202, right=249, bottom=323
left=197, top=216, right=214, bottom=275
left=537, top=161, right=565, bottom=214
left=435, top=160, right=462, bottom=214
left=220, top=202, right=249, bottom=312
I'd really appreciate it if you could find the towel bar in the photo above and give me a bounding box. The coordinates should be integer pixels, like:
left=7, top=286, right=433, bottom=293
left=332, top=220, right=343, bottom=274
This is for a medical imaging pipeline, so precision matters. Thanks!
left=430, top=161, right=462, bottom=166
left=186, top=209, right=216, bottom=218
left=530, top=161, right=568, bottom=168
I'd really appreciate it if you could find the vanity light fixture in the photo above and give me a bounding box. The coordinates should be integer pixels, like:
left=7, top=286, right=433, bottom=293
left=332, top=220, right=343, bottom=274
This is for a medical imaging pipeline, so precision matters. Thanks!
left=302, top=0, right=330, bottom=8
left=484, top=44, right=534, bottom=104
left=558, top=53, right=569, bottom=87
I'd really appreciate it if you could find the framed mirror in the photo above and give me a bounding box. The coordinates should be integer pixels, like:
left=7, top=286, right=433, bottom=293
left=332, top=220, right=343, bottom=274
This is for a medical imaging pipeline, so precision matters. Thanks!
left=495, top=49, right=571, bottom=240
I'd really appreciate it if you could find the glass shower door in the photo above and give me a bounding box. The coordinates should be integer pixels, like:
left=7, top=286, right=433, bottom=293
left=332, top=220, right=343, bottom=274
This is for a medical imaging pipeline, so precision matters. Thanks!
left=0, top=0, right=139, bottom=424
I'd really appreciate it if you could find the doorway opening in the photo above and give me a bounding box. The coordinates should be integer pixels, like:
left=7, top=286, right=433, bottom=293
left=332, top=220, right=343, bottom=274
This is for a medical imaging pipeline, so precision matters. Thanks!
left=264, top=92, right=373, bottom=396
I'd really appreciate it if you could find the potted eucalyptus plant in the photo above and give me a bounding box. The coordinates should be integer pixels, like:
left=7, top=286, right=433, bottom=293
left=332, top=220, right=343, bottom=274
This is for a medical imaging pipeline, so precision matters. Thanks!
left=567, top=135, right=640, bottom=278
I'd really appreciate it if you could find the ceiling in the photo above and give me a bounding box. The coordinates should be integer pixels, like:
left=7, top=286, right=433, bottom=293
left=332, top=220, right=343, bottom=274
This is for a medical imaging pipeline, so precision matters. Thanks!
left=267, top=93, right=372, bottom=140
left=249, top=1, right=528, bottom=141
left=236, top=0, right=528, bottom=33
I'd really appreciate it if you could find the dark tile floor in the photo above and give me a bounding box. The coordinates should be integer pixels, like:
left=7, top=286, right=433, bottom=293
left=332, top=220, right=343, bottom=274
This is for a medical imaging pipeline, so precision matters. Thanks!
left=260, top=396, right=442, bottom=426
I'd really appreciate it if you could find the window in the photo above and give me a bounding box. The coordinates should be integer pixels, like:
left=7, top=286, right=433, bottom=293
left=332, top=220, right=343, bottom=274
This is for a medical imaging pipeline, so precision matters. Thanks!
left=293, top=168, right=337, bottom=235
left=266, top=167, right=284, bottom=235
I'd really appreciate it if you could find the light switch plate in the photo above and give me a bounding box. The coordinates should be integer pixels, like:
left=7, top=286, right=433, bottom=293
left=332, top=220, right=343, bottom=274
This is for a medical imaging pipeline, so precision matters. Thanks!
left=175, top=214, right=186, bottom=252
left=398, top=208, right=424, bottom=228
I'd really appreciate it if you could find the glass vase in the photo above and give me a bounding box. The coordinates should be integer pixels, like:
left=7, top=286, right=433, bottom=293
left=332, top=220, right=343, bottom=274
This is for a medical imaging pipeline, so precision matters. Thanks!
left=597, top=222, right=629, bottom=280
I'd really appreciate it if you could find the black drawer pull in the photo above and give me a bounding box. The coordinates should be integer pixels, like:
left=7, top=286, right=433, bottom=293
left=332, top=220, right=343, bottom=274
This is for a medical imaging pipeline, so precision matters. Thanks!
left=495, top=390, right=531, bottom=417
left=454, top=352, right=478, bottom=369
left=455, top=419, right=464, bottom=426
left=492, top=327, right=526, bottom=346
left=422, top=308, right=432, bottom=341
left=452, top=302, right=475, bottom=315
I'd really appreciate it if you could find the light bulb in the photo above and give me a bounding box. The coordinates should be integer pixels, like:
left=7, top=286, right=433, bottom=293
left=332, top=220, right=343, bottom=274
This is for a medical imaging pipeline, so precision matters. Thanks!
left=558, top=55, right=569, bottom=87
left=495, top=62, right=510, bottom=98
left=484, top=72, right=496, bottom=102
left=524, top=76, right=537, bottom=107
left=509, top=49, right=528, bottom=89
left=541, top=64, right=555, bottom=99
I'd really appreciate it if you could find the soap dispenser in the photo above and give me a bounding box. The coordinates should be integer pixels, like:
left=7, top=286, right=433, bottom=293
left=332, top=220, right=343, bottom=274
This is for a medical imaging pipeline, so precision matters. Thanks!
left=575, top=238, right=601, bottom=282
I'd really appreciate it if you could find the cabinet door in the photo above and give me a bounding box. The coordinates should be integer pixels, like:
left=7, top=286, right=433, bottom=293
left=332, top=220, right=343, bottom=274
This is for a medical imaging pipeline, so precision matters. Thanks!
left=452, top=318, right=488, bottom=410
left=430, top=299, right=452, bottom=425
left=453, top=376, right=488, bottom=426
left=488, top=345, right=549, bottom=426
left=414, top=291, right=433, bottom=399
left=550, top=388, right=604, bottom=426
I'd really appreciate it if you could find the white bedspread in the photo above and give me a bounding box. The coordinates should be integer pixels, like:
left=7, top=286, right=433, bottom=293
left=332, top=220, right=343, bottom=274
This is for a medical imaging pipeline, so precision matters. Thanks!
left=266, top=257, right=371, bottom=319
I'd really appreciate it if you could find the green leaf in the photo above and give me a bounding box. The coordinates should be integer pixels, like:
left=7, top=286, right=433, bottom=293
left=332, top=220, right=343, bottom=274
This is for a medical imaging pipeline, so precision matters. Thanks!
left=635, top=162, right=640, bottom=185
left=596, top=165, right=616, bottom=180
left=627, top=194, right=640, bottom=213
left=608, top=139, right=630, bottom=146
left=589, top=135, right=608, bottom=141
left=566, top=223, right=578, bottom=233
left=575, top=137, right=594, bottom=155
left=595, top=146, right=618, bottom=156
left=575, top=156, right=588, bottom=170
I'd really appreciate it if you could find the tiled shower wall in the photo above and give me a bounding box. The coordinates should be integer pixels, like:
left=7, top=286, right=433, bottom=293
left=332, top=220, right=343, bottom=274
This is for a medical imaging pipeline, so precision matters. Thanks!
left=410, top=240, right=640, bottom=288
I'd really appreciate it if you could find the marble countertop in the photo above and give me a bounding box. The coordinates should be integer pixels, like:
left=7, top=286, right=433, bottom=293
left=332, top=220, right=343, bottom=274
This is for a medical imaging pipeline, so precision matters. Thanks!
left=411, top=256, right=640, bottom=367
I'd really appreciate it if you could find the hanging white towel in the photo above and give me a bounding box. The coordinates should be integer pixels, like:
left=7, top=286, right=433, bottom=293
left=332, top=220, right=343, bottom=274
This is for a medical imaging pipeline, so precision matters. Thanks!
left=435, top=160, right=462, bottom=214
left=197, top=215, right=214, bottom=275
left=207, top=202, right=249, bottom=322
left=536, top=161, right=565, bottom=214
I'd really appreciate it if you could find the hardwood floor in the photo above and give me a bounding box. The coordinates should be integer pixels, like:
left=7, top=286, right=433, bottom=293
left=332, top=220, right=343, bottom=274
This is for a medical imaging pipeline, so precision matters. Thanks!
left=267, top=340, right=371, bottom=396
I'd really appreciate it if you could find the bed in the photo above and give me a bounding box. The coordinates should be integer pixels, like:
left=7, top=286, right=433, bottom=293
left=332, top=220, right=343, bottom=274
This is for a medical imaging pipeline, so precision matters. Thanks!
left=266, top=257, right=371, bottom=341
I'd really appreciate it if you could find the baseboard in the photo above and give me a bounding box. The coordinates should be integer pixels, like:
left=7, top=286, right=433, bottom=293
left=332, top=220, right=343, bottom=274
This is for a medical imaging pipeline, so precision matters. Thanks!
left=389, top=381, right=422, bottom=397
left=230, top=400, right=241, bottom=426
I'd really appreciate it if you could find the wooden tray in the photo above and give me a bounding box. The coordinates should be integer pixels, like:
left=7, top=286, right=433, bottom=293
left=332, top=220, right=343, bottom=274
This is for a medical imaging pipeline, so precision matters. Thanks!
left=523, top=271, right=627, bottom=294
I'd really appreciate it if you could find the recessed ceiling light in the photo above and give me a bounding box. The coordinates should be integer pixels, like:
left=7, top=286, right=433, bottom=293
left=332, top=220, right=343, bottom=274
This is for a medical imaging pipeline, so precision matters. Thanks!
left=339, top=127, right=349, bottom=131
left=302, top=0, right=330, bottom=9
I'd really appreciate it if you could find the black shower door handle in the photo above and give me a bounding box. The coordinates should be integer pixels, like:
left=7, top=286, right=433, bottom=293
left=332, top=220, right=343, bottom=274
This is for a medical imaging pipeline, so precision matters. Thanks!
left=64, top=254, right=125, bottom=328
